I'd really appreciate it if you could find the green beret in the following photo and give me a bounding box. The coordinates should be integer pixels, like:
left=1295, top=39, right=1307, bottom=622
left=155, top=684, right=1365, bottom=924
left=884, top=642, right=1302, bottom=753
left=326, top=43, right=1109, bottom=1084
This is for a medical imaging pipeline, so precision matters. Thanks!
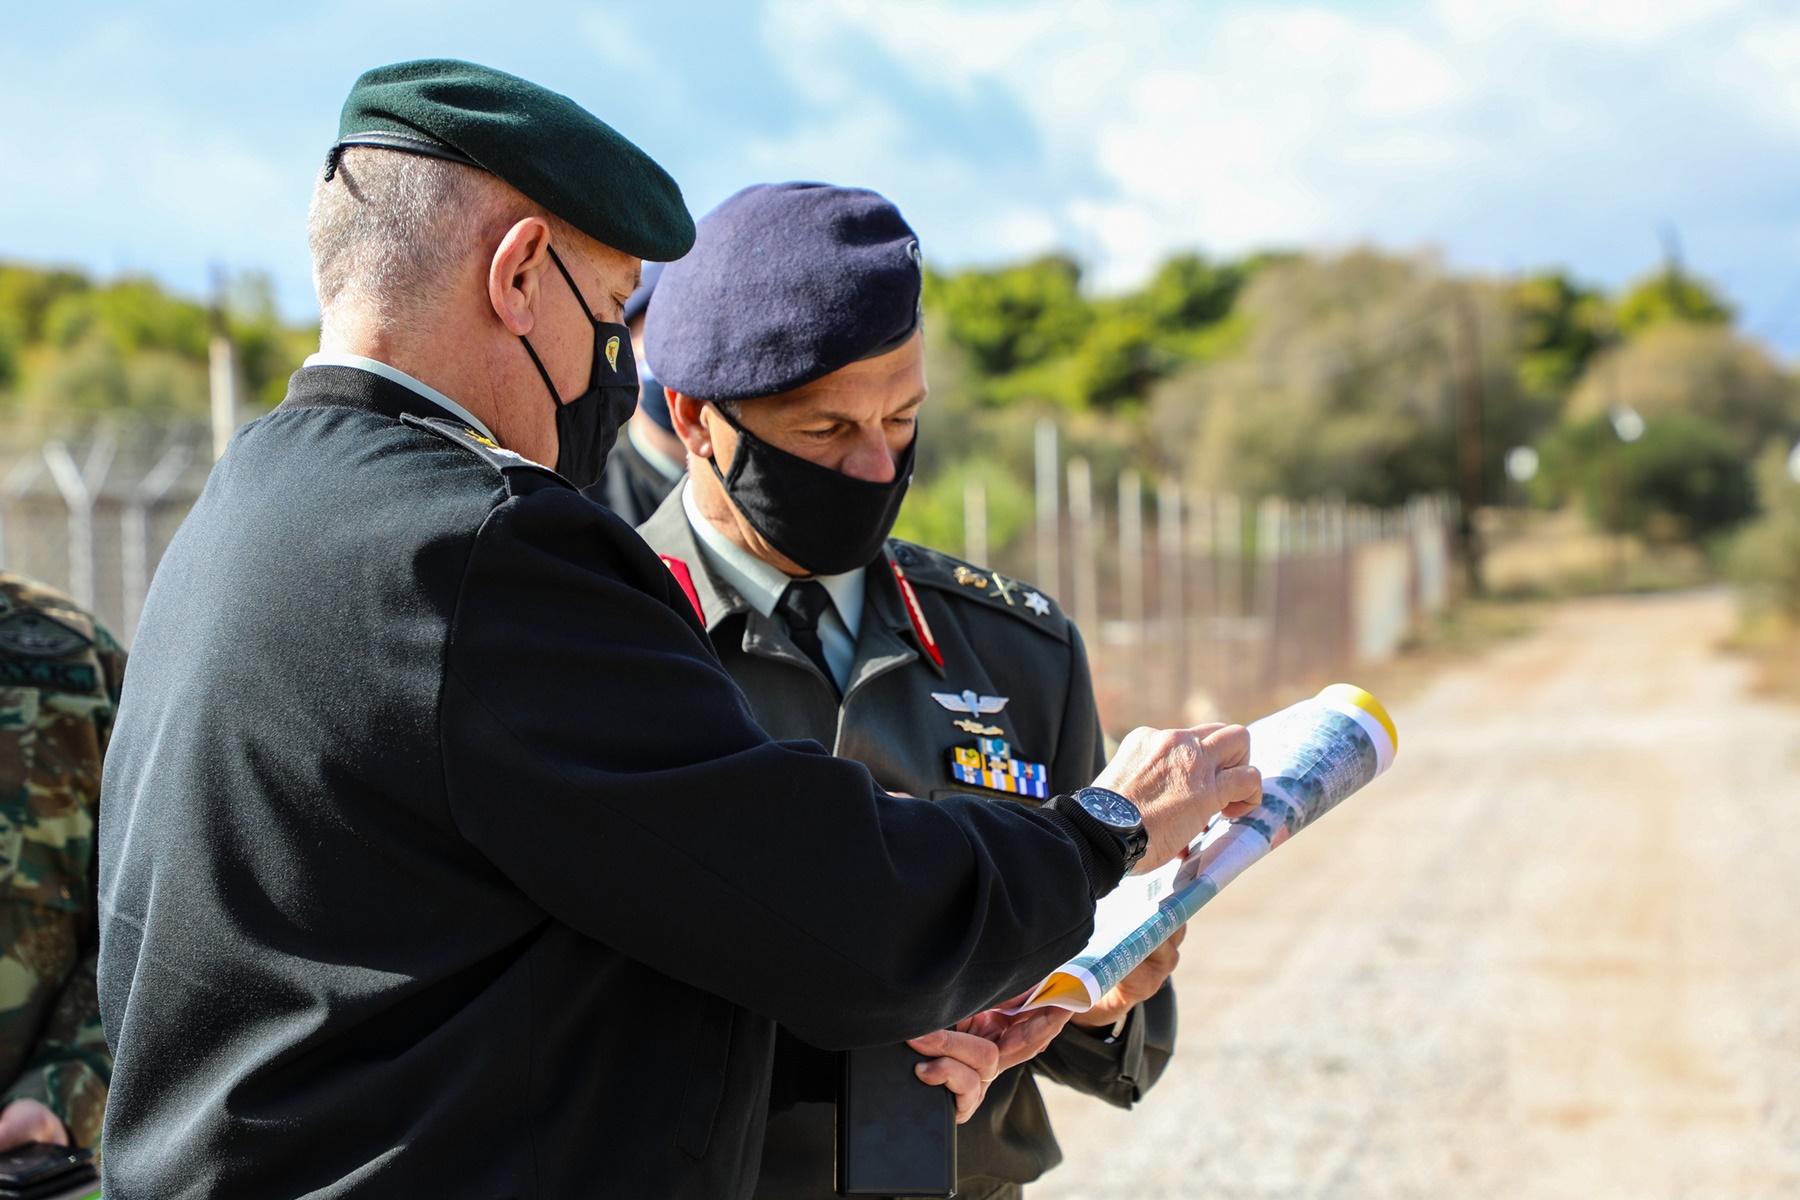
left=330, top=59, right=695, bottom=262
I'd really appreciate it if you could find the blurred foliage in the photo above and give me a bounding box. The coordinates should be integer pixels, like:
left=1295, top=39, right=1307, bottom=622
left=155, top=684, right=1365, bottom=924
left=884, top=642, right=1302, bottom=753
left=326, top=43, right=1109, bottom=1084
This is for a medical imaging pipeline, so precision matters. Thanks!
left=1538, top=414, right=1756, bottom=541
left=908, top=243, right=1794, bottom=572
left=5, top=246, right=1792, bottom=590
left=1512, top=271, right=1609, bottom=399
left=1149, top=250, right=1517, bottom=507
left=1614, top=265, right=1734, bottom=336
left=1730, top=443, right=1800, bottom=618
left=1563, top=322, right=1795, bottom=457
left=0, top=261, right=314, bottom=443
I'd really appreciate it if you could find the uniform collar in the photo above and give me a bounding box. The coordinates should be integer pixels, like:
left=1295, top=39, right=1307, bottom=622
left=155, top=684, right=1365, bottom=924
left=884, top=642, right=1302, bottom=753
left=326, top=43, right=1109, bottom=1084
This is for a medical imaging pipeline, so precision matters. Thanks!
left=678, top=481, right=863, bottom=641
left=302, top=352, right=498, bottom=443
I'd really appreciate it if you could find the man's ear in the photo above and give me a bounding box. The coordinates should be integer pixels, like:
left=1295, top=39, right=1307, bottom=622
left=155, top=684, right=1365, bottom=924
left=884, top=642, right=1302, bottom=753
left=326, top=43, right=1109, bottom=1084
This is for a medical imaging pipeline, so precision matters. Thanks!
left=667, top=390, right=715, bottom=460
left=488, top=217, right=554, bottom=337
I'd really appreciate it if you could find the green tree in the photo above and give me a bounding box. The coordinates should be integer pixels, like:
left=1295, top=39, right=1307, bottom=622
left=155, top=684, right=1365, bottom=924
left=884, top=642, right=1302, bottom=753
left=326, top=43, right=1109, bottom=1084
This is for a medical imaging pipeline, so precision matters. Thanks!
left=922, top=256, right=1088, bottom=376
left=1131, top=253, right=1246, bottom=331
left=1730, top=441, right=1800, bottom=617
left=1564, top=322, right=1796, bottom=457
left=1538, top=413, right=1756, bottom=540
left=1512, top=271, right=1608, bottom=399
left=1614, top=266, right=1733, bottom=336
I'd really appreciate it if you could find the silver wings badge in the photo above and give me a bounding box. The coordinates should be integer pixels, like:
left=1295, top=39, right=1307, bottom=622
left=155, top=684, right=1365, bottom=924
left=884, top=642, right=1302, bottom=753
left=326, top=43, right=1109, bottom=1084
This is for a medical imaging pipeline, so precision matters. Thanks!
left=931, top=689, right=1009, bottom=716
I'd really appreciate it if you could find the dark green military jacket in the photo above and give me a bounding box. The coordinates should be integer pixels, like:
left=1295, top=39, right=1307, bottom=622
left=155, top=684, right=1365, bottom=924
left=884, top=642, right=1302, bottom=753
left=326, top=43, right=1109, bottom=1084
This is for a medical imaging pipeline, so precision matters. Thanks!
left=0, top=574, right=121, bottom=1148
left=639, top=493, right=1176, bottom=1200
left=100, top=368, right=1119, bottom=1200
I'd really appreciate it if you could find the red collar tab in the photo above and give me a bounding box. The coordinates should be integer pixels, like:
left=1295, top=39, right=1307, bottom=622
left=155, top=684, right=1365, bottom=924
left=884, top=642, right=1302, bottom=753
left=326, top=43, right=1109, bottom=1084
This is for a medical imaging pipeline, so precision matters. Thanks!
left=890, top=561, right=945, bottom=668
left=660, top=555, right=706, bottom=625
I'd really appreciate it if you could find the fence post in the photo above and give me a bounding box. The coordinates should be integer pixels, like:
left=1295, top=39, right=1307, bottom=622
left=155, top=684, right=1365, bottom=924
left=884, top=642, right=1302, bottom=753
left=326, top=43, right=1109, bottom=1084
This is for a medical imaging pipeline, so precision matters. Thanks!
left=1034, top=418, right=1059, bottom=595
left=1157, top=477, right=1184, bottom=718
left=962, top=477, right=988, bottom=568
left=1118, top=469, right=1143, bottom=715
left=122, top=443, right=193, bottom=642
left=43, top=437, right=116, bottom=610
left=1255, top=496, right=1286, bottom=696
left=1067, top=457, right=1097, bottom=635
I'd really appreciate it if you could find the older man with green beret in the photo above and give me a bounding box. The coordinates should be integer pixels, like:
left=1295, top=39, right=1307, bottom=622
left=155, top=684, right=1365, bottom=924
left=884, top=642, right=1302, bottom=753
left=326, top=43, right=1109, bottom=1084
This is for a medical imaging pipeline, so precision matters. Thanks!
left=98, top=60, right=1260, bottom=1199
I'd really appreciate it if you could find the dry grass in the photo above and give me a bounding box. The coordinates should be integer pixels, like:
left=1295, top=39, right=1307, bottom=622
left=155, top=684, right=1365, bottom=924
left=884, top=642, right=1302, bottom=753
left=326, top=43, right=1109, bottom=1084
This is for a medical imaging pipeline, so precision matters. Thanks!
left=1478, top=507, right=1715, bottom=599
left=1722, top=606, right=1800, bottom=705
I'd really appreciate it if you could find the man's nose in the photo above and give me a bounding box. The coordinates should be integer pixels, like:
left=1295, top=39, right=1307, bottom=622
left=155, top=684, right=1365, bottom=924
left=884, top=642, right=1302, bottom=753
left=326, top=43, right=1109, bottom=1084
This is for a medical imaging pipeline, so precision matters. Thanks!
left=838, top=426, right=899, bottom=483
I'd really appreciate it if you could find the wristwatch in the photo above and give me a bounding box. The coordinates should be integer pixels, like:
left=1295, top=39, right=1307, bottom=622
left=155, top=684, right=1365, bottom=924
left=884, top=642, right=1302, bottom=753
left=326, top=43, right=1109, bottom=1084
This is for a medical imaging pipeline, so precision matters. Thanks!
left=1050, top=786, right=1149, bottom=882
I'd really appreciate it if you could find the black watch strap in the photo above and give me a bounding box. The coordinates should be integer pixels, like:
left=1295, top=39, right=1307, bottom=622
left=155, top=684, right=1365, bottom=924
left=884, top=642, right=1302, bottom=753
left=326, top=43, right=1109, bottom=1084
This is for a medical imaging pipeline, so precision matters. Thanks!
left=1042, top=794, right=1130, bottom=899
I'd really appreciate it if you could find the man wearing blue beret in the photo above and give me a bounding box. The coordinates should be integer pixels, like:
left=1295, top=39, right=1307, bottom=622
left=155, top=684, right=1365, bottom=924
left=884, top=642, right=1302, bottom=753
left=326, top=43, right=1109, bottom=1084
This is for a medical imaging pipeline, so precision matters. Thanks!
left=639, top=182, right=1191, bottom=1200
left=97, top=60, right=1260, bottom=1199
left=586, top=262, right=689, bottom=524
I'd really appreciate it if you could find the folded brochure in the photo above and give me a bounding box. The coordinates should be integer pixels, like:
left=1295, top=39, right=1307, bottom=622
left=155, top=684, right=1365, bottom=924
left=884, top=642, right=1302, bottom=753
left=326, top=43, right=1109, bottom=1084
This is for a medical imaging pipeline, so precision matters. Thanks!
left=1010, top=684, right=1398, bottom=1013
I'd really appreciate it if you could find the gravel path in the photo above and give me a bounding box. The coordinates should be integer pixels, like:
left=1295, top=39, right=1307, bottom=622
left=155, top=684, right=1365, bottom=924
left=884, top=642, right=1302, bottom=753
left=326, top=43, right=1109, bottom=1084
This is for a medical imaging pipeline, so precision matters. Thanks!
left=1035, top=589, right=1800, bottom=1199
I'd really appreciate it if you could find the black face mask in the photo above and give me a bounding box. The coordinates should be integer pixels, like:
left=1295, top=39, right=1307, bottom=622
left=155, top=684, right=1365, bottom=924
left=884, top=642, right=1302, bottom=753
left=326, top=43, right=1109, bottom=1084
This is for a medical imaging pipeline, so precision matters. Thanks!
left=708, top=404, right=916, bottom=576
left=519, top=247, right=639, bottom=490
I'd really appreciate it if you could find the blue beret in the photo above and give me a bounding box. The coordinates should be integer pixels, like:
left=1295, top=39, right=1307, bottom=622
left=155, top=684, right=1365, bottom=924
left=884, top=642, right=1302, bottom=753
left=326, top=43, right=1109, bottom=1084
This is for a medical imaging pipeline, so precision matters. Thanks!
left=332, top=59, right=695, bottom=263
left=645, top=182, right=922, bottom=403
left=623, top=261, right=665, bottom=326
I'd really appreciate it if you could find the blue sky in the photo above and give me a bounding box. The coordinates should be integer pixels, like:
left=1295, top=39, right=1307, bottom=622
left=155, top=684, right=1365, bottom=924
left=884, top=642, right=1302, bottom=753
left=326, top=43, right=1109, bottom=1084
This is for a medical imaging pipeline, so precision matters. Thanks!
left=7, top=0, right=1800, bottom=349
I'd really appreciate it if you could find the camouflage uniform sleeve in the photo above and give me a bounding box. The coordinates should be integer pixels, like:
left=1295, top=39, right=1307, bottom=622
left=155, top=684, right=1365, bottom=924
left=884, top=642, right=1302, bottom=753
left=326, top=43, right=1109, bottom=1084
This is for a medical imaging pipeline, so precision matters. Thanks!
left=1, top=943, right=108, bottom=1146
left=0, top=622, right=122, bottom=1147
left=1028, top=621, right=1179, bottom=1107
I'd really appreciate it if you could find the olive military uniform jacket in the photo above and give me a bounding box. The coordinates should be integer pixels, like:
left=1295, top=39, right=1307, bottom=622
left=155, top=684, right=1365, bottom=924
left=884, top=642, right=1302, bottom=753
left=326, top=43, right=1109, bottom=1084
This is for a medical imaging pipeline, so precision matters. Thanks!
left=0, top=575, right=119, bottom=1148
left=638, top=493, right=1176, bottom=1199
left=97, top=367, right=1121, bottom=1200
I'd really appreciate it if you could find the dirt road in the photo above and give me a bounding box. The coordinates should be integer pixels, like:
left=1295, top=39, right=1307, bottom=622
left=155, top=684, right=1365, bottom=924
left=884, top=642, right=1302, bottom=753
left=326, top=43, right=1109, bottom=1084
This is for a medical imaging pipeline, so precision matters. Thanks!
left=1037, top=589, right=1800, bottom=1199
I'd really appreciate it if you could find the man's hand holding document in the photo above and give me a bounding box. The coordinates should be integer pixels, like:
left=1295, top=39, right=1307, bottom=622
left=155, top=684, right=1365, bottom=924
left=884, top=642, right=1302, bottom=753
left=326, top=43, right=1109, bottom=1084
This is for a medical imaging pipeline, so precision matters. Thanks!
left=1011, top=684, right=1399, bottom=1014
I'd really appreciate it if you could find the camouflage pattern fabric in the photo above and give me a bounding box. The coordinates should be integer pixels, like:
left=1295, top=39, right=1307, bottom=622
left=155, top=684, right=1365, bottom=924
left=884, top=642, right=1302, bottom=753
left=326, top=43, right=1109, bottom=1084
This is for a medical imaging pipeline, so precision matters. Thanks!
left=0, top=574, right=121, bottom=1149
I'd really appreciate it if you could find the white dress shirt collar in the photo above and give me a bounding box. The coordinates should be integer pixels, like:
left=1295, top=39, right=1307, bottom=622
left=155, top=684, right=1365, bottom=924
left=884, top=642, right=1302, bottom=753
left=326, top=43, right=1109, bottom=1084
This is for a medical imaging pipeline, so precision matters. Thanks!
left=680, top=481, right=865, bottom=643
left=303, top=352, right=498, bottom=444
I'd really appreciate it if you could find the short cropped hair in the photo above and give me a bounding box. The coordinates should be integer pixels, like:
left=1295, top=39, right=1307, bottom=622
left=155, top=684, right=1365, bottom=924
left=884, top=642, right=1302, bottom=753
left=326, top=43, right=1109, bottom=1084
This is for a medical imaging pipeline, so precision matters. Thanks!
left=307, top=147, right=575, bottom=339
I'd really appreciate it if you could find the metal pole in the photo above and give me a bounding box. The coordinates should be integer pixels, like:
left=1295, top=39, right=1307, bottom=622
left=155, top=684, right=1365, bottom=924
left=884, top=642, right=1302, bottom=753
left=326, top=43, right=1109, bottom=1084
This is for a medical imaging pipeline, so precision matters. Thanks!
left=962, top=478, right=988, bottom=568
left=1452, top=295, right=1485, bottom=596
left=1188, top=488, right=1214, bottom=714
left=1157, top=477, right=1184, bottom=720
left=1034, top=418, right=1059, bottom=594
left=1255, top=495, right=1285, bottom=695
left=1119, top=469, right=1143, bottom=717
left=1216, top=492, right=1242, bottom=709
left=210, top=333, right=241, bottom=462
left=1067, top=457, right=1097, bottom=636
left=122, top=443, right=192, bottom=642
left=43, top=437, right=117, bottom=610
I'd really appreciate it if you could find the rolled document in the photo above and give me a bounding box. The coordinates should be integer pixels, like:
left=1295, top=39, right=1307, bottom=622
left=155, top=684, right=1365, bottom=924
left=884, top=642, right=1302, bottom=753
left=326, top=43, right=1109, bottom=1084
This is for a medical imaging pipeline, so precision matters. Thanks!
left=1010, top=684, right=1398, bottom=1013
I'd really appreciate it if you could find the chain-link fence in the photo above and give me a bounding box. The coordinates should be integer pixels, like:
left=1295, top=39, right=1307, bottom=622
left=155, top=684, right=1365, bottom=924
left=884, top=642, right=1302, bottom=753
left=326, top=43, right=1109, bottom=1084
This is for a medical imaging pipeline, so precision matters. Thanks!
left=0, top=423, right=1454, bottom=733
left=0, top=432, right=210, bottom=644
left=969, top=421, right=1454, bottom=730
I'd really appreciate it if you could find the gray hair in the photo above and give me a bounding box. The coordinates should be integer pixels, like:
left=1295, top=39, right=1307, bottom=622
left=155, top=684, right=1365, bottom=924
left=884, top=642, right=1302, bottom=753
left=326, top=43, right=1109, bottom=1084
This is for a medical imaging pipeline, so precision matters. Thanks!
left=307, top=148, right=567, bottom=339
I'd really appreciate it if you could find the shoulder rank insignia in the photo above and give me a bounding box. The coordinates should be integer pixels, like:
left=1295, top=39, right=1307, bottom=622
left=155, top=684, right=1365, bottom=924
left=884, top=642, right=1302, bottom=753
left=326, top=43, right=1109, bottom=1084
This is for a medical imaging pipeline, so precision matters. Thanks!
left=1024, top=591, right=1051, bottom=616
left=949, top=734, right=1048, bottom=801
left=932, top=689, right=1007, bottom=716
left=0, top=611, right=90, bottom=659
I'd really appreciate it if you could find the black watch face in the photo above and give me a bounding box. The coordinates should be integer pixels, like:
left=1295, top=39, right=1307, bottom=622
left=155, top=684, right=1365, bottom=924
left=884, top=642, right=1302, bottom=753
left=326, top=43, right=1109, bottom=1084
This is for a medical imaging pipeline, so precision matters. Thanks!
left=1078, top=788, right=1140, bottom=831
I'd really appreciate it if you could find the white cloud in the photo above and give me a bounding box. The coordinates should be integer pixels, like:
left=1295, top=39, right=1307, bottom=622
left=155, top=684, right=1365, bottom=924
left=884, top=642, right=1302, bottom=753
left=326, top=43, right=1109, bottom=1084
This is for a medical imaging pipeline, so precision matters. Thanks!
left=749, top=0, right=1800, bottom=323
